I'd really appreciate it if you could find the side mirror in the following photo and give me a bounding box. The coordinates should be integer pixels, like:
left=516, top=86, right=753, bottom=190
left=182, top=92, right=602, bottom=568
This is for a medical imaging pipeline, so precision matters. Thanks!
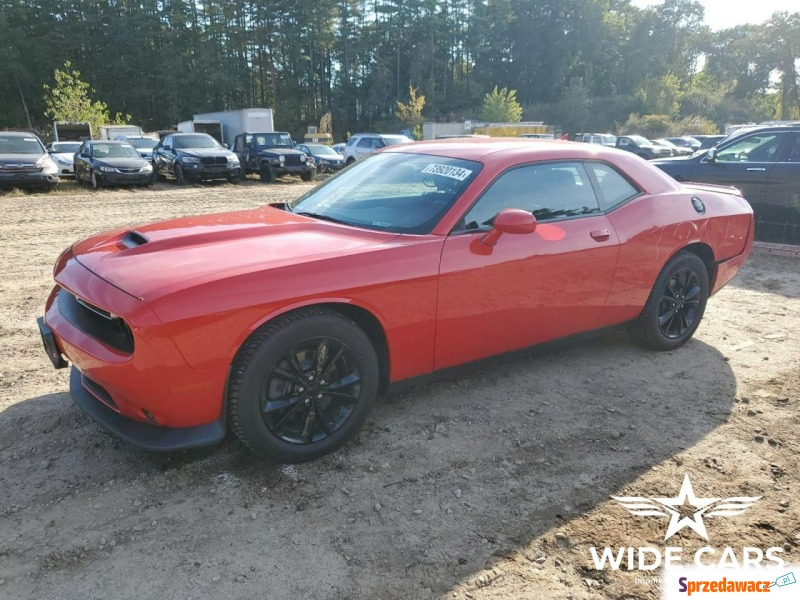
left=481, top=209, right=537, bottom=246
left=222, top=142, right=229, bottom=149
left=706, top=148, right=716, bottom=162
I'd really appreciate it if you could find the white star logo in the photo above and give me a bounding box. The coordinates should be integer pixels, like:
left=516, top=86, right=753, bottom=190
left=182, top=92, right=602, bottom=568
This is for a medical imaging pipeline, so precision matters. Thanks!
left=612, top=474, right=761, bottom=541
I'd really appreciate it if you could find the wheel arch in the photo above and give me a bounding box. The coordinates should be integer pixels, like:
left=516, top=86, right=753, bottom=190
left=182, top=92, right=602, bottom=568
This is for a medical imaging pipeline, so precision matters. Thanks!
left=674, top=242, right=716, bottom=288
left=234, top=300, right=391, bottom=396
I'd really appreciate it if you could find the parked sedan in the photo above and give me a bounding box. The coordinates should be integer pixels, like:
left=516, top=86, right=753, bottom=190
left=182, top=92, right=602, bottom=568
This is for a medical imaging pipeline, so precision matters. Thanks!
left=331, top=143, right=346, bottom=155
left=652, top=124, right=800, bottom=243
left=47, top=141, right=82, bottom=178
left=665, top=136, right=701, bottom=152
left=651, top=139, right=693, bottom=156
left=124, top=136, right=159, bottom=161
left=38, top=140, right=753, bottom=462
left=0, top=132, right=59, bottom=191
left=296, top=143, right=346, bottom=172
left=74, top=140, right=154, bottom=189
left=153, top=133, right=240, bottom=184
left=615, top=135, right=673, bottom=160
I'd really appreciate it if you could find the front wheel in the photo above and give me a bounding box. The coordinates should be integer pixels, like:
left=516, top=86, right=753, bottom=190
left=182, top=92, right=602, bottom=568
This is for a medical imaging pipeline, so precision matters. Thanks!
left=629, top=251, right=709, bottom=350
left=228, top=308, right=380, bottom=463
left=174, top=163, right=186, bottom=185
left=259, top=163, right=275, bottom=183
left=90, top=170, right=100, bottom=190
left=300, top=169, right=316, bottom=182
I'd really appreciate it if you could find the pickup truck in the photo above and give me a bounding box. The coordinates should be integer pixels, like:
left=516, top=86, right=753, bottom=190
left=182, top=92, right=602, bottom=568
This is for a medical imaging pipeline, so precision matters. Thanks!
left=232, top=132, right=316, bottom=183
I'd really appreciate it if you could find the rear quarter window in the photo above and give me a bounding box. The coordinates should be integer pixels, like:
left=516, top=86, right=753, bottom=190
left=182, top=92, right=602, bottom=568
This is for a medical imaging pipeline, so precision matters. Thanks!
left=586, top=162, right=640, bottom=211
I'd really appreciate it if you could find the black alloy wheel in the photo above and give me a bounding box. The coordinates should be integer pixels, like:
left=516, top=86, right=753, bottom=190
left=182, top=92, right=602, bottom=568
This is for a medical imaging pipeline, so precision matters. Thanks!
left=228, top=308, right=379, bottom=462
left=657, top=268, right=701, bottom=339
left=629, top=251, right=709, bottom=350
left=261, top=337, right=361, bottom=444
left=174, top=163, right=186, bottom=185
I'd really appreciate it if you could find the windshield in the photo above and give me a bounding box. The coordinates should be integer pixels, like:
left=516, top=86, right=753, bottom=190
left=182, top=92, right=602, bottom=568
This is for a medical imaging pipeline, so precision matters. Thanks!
left=251, top=133, right=293, bottom=148
left=92, top=144, right=142, bottom=158
left=628, top=135, right=650, bottom=145
left=129, top=138, right=158, bottom=150
left=382, top=135, right=413, bottom=146
left=0, top=135, right=45, bottom=154
left=306, top=144, right=339, bottom=157
left=173, top=135, right=221, bottom=149
left=288, top=152, right=482, bottom=234
left=51, top=142, right=81, bottom=153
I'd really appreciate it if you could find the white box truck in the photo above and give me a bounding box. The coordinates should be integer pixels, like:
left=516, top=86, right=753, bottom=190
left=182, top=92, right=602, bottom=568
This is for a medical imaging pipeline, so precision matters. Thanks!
left=54, top=122, right=92, bottom=141
left=191, top=108, right=274, bottom=148
left=176, top=120, right=225, bottom=144
left=99, top=125, right=144, bottom=140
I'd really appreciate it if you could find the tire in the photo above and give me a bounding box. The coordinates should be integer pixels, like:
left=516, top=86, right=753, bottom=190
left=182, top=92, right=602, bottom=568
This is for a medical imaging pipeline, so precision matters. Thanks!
left=346, top=157, right=355, bottom=165
left=228, top=308, right=380, bottom=463
left=629, top=251, right=709, bottom=351
left=300, top=169, right=316, bottom=182
left=227, top=173, right=240, bottom=184
left=153, top=162, right=165, bottom=182
left=174, top=163, right=186, bottom=185
left=90, top=170, right=100, bottom=190
left=259, top=163, right=275, bottom=184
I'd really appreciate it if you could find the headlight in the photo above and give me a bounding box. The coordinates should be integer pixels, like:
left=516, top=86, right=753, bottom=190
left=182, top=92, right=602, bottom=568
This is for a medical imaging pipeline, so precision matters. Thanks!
left=181, top=156, right=200, bottom=164
left=140, top=163, right=153, bottom=172
left=99, top=166, right=116, bottom=173
left=36, top=156, right=58, bottom=174
left=298, top=153, right=307, bottom=162
left=227, top=155, right=240, bottom=166
left=54, top=155, right=71, bottom=165
left=278, top=155, right=286, bottom=163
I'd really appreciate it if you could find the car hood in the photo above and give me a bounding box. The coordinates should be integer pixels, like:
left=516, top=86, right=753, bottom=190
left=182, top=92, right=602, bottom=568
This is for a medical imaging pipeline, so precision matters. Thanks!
left=652, top=151, right=706, bottom=166
left=257, top=147, right=303, bottom=156
left=51, top=152, right=75, bottom=161
left=71, top=206, right=399, bottom=300
left=95, top=157, right=148, bottom=168
left=0, top=153, right=44, bottom=166
left=177, top=148, right=232, bottom=158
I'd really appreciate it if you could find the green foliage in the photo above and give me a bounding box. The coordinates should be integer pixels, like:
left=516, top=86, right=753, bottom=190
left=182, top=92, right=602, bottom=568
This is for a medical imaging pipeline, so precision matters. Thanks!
left=43, top=62, right=129, bottom=136
left=395, top=86, right=426, bottom=127
left=674, top=116, right=719, bottom=135
left=620, top=114, right=674, bottom=138
left=480, top=86, right=522, bottom=123
left=636, top=73, right=681, bottom=117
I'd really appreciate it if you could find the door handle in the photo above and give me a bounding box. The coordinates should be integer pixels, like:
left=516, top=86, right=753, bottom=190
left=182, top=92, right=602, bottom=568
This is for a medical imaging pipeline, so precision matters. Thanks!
left=746, top=167, right=766, bottom=171
left=590, top=228, right=611, bottom=241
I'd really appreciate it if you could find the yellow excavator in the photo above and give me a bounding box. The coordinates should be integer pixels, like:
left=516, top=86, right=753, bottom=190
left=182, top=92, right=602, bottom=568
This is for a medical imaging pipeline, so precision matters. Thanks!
left=303, top=112, right=334, bottom=145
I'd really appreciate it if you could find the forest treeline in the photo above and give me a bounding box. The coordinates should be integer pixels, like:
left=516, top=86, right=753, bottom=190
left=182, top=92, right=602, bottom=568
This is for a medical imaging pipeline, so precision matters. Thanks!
left=1, top=0, right=799, bottom=139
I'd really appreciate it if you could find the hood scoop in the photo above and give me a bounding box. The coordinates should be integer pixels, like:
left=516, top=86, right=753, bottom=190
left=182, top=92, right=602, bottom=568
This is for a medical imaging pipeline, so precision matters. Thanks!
left=121, top=230, right=149, bottom=249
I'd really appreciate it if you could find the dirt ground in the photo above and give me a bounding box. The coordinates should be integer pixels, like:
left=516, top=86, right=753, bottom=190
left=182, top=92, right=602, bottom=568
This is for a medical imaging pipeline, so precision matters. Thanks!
left=0, top=179, right=798, bottom=600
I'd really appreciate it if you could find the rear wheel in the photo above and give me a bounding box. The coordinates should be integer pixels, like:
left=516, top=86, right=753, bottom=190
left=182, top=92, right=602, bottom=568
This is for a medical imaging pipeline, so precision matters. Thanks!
left=228, top=308, right=380, bottom=463
left=629, top=251, right=709, bottom=350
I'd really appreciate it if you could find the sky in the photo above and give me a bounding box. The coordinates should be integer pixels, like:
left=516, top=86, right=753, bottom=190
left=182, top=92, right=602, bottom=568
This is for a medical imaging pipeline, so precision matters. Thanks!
left=632, top=0, right=797, bottom=31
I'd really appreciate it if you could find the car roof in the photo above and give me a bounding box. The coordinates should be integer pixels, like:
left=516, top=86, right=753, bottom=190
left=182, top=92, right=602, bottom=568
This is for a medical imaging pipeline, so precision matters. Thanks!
left=1, top=131, right=39, bottom=138
left=384, top=137, right=682, bottom=194
left=91, top=140, right=133, bottom=145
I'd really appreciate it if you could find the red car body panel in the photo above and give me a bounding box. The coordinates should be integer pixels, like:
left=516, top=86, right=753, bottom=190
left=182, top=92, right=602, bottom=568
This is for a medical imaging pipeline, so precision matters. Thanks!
left=41, top=140, right=754, bottom=439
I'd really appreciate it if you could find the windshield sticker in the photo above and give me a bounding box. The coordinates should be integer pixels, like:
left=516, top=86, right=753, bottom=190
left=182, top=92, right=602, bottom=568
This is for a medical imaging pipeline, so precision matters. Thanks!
left=421, top=163, right=473, bottom=181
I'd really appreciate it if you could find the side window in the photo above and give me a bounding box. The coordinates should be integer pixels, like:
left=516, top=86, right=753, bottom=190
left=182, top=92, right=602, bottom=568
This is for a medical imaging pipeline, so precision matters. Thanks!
left=346, top=136, right=358, bottom=147
left=460, top=162, right=600, bottom=231
left=618, top=138, right=629, bottom=147
left=780, top=133, right=800, bottom=162
left=162, top=135, right=172, bottom=149
left=234, top=137, right=243, bottom=152
left=587, top=163, right=640, bottom=211
left=78, top=142, right=86, bottom=156
left=372, top=138, right=386, bottom=149
left=716, top=133, right=787, bottom=163
left=357, top=137, right=372, bottom=149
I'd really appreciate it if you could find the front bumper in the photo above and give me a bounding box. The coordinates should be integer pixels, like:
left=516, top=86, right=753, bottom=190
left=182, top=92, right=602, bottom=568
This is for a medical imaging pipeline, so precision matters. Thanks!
left=0, top=171, right=59, bottom=187
left=38, top=257, right=230, bottom=451
left=98, top=171, right=152, bottom=186
left=274, top=164, right=315, bottom=176
left=69, top=367, right=226, bottom=451
left=182, top=163, right=238, bottom=180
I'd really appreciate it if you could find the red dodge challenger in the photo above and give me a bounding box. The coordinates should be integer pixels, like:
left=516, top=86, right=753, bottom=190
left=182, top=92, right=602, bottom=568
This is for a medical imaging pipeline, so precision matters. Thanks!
left=37, top=140, right=754, bottom=462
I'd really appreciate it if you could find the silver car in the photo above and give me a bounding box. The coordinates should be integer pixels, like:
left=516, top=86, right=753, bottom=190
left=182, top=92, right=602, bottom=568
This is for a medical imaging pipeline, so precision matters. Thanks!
left=343, top=133, right=413, bottom=164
